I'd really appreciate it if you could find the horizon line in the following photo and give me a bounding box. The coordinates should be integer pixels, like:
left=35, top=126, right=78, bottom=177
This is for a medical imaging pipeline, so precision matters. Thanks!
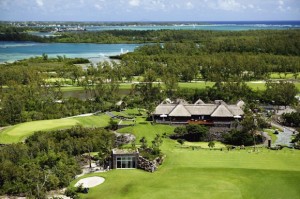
left=1, top=20, right=300, bottom=23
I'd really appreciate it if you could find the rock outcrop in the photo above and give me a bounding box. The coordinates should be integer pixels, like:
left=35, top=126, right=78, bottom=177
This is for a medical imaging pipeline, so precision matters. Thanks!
left=138, top=155, right=165, bottom=172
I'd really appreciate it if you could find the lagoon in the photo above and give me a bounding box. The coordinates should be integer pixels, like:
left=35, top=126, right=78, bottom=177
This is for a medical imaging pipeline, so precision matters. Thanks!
left=0, top=41, right=142, bottom=63
left=86, top=21, right=300, bottom=31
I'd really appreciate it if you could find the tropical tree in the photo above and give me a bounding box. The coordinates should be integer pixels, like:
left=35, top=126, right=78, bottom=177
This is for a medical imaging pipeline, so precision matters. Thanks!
left=264, top=81, right=298, bottom=108
left=208, top=141, right=215, bottom=149
left=139, top=137, right=148, bottom=149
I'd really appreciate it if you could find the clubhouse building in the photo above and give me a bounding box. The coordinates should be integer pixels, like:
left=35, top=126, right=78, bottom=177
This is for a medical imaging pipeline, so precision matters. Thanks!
left=153, top=99, right=244, bottom=127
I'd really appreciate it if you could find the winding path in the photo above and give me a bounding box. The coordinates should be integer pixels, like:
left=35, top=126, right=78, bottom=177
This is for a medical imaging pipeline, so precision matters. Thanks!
left=271, top=122, right=297, bottom=147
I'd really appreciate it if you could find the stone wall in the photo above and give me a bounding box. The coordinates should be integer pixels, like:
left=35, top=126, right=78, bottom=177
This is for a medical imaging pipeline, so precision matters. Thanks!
left=138, top=155, right=165, bottom=172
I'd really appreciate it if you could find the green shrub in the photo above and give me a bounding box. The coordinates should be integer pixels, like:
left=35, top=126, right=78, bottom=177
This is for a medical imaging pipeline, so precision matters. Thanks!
left=65, top=187, right=80, bottom=199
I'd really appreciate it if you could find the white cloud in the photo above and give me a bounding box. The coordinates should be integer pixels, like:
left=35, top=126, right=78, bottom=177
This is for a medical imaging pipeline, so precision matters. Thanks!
left=142, top=0, right=167, bottom=11
left=36, top=0, right=44, bottom=7
left=216, top=0, right=242, bottom=11
left=95, top=4, right=103, bottom=10
left=1, top=0, right=300, bottom=21
left=278, top=0, right=288, bottom=11
left=278, top=0, right=284, bottom=6
left=186, top=2, right=194, bottom=9
left=129, top=0, right=140, bottom=7
left=248, top=4, right=254, bottom=9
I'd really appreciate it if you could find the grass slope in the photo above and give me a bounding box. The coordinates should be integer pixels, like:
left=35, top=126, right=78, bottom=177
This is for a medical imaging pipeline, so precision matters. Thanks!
left=75, top=142, right=300, bottom=199
left=117, top=119, right=175, bottom=142
left=0, top=115, right=110, bottom=144
left=184, top=141, right=226, bottom=148
left=73, top=119, right=300, bottom=199
left=264, top=129, right=278, bottom=144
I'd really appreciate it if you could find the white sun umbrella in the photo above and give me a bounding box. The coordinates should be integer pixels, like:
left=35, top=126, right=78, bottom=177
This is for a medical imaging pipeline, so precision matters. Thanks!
left=234, top=115, right=242, bottom=119
left=160, top=114, right=168, bottom=121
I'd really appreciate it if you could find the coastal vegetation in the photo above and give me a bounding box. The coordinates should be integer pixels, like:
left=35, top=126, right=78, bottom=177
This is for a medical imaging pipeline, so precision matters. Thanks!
left=0, top=54, right=299, bottom=126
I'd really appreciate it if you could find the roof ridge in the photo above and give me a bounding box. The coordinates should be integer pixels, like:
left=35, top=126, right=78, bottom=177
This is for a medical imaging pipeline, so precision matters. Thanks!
left=169, top=104, right=191, bottom=117
left=211, top=104, right=234, bottom=117
left=176, top=104, right=192, bottom=114
left=169, top=103, right=179, bottom=114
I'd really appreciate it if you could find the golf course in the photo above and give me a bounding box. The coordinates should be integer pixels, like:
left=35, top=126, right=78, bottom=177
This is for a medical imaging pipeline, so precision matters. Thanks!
left=59, top=81, right=300, bottom=92
left=0, top=114, right=110, bottom=144
left=1, top=114, right=299, bottom=199
left=71, top=120, right=300, bottom=199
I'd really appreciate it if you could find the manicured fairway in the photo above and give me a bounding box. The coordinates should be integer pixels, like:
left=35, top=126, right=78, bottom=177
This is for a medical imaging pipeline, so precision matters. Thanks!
left=59, top=81, right=300, bottom=93
left=0, top=114, right=110, bottom=144
left=74, top=141, right=300, bottom=199
left=72, top=120, right=300, bottom=199
left=178, top=81, right=215, bottom=89
left=270, top=72, right=300, bottom=80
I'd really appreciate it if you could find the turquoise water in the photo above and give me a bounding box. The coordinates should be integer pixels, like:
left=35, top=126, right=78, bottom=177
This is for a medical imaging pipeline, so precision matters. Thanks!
left=0, top=42, right=142, bottom=63
left=32, top=21, right=300, bottom=32
left=87, top=23, right=300, bottom=31
left=29, top=21, right=300, bottom=36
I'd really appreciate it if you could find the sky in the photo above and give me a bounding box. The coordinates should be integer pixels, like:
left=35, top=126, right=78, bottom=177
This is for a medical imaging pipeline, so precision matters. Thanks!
left=0, top=0, right=299, bottom=21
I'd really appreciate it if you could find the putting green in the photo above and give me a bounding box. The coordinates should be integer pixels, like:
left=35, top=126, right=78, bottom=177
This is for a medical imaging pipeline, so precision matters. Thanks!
left=0, top=115, right=110, bottom=144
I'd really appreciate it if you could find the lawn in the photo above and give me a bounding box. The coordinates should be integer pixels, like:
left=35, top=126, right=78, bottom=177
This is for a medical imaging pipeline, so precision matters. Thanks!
left=178, top=81, right=215, bottom=89
left=71, top=119, right=300, bottom=199
left=74, top=140, right=300, bottom=199
left=117, top=119, right=175, bottom=142
left=264, top=129, right=278, bottom=144
left=60, top=86, right=85, bottom=92
left=270, top=72, right=300, bottom=80
left=59, top=81, right=300, bottom=93
left=183, top=141, right=226, bottom=149
left=119, top=120, right=136, bottom=125
left=0, top=114, right=110, bottom=144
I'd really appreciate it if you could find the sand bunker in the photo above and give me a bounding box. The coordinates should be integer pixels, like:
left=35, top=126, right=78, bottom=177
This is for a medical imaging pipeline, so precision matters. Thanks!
left=75, top=176, right=105, bottom=188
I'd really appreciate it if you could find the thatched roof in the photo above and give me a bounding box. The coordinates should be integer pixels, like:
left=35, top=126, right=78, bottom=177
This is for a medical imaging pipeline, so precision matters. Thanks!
left=214, top=100, right=227, bottom=105
left=194, top=99, right=205, bottom=105
left=227, top=105, right=244, bottom=116
left=153, top=99, right=244, bottom=118
left=161, top=98, right=173, bottom=104
left=175, top=98, right=189, bottom=105
left=154, top=104, right=176, bottom=115
left=169, top=104, right=191, bottom=117
left=211, top=104, right=234, bottom=117
left=185, top=104, right=216, bottom=115
left=236, top=100, right=245, bottom=108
